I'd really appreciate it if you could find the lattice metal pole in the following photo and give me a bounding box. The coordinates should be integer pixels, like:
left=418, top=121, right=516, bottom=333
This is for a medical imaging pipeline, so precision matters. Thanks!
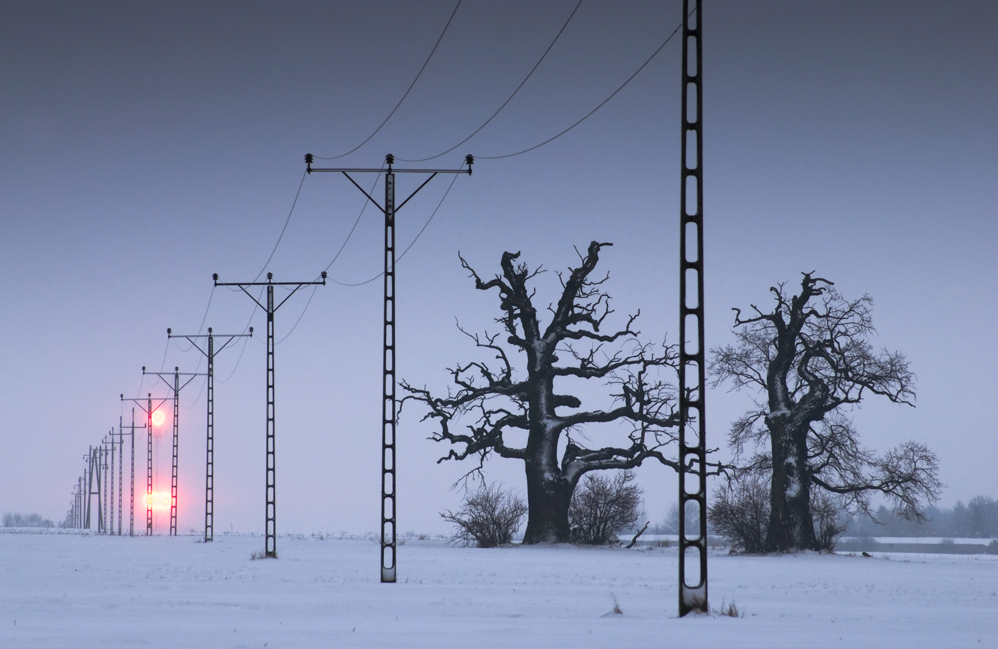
left=678, top=0, right=708, bottom=617
left=147, top=394, right=154, bottom=535
left=109, top=432, right=115, bottom=534
left=381, top=158, right=398, bottom=583
left=101, top=443, right=108, bottom=534
left=205, top=331, right=215, bottom=542
left=168, top=326, right=250, bottom=543
left=305, top=152, right=472, bottom=584
left=116, top=425, right=123, bottom=535
left=213, top=273, right=324, bottom=559
left=265, top=283, right=277, bottom=557
left=130, top=410, right=136, bottom=536
left=170, top=369, right=180, bottom=536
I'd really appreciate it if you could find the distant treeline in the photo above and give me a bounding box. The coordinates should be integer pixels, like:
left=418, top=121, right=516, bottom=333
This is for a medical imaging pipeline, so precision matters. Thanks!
left=847, top=496, right=998, bottom=538
left=3, top=512, right=55, bottom=528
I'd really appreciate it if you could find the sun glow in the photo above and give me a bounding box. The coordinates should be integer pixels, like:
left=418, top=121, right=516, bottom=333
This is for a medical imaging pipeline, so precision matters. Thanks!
left=145, top=491, right=171, bottom=511
left=151, top=410, right=166, bottom=427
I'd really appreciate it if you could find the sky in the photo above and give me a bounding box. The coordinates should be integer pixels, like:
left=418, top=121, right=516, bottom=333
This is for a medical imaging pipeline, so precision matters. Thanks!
left=1, top=0, right=995, bottom=535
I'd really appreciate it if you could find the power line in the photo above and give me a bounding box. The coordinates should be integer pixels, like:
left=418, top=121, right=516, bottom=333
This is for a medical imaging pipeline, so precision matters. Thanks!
left=322, top=164, right=386, bottom=275
left=254, top=170, right=307, bottom=282
left=396, top=0, right=585, bottom=163
left=327, top=168, right=461, bottom=288
left=477, top=14, right=688, bottom=160
left=313, top=0, right=463, bottom=161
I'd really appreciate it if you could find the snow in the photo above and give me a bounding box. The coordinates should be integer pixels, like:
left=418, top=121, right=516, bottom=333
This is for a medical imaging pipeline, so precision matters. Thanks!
left=2, top=530, right=997, bottom=648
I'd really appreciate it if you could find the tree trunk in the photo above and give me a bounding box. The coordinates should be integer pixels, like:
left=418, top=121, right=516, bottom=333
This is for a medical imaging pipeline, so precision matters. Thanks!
left=522, top=459, right=572, bottom=544
left=765, top=419, right=816, bottom=551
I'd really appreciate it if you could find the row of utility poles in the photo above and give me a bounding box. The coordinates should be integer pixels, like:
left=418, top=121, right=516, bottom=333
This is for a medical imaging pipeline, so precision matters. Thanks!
left=58, top=0, right=706, bottom=616
left=64, top=328, right=249, bottom=541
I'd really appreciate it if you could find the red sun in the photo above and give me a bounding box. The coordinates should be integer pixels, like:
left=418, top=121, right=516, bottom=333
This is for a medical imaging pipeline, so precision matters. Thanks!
left=145, top=491, right=171, bottom=510
left=151, top=410, right=166, bottom=427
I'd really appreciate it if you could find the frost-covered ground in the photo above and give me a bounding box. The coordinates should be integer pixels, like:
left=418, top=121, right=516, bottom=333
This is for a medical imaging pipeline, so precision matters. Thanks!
left=2, top=530, right=996, bottom=648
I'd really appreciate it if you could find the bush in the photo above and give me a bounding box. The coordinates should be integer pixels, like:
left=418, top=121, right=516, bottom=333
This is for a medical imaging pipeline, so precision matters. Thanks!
left=709, top=475, right=848, bottom=552
left=569, top=470, right=642, bottom=545
left=709, top=474, right=770, bottom=553
left=811, top=490, right=849, bottom=551
left=441, top=483, right=527, bottom=548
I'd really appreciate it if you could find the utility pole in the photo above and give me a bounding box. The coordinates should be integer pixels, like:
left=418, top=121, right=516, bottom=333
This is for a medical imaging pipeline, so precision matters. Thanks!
left=678, top=0, right=708, bottom=617
left=102, top=438, right=109, bottom=533
left=168, top=326, right=253, bottom=542
left=122, top=393, right=171, bottom=535
left=306, top=152, right=473, bottom=583
left=84, top=445, right=103, bottom=532
left=76, top=477, right=83, bottom=528
left=104, top=431, right=114, bottom=535
left=118, top=409, right=144, bottom=537
left=143, top=367, right=203, bottom=536
left=213, top=272, right=326, bottom=558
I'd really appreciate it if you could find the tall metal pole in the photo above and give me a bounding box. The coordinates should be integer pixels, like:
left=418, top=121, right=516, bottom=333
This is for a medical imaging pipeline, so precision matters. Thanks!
left=171, top=369, right=180, bottom=535
left=117, top=424, right=123, bottom=535
left=678, top=0, right=708, bottom=617
left=84, top=450, right=91, bottom=529
left=142, top=367, right=202, bottom=536
left=265, top=283, right=276, bottom=557
left=168, top=326, right=250, bottom=543
left=147, top=394, right=154, bottom=535
left=102, top=442, right=109, bottom=534
left=206, top=331, right=215, bottom=541
left=381, top=159, right=398, bottom=583
left=130, top=410, right=136, bottom=536
left=305, top=152, right=472, bottom=583
left=108, top=432, right=115, bottom=534
left=117, top=407, right=144, bottom=537
left=213, top=273, right=325, bottom=558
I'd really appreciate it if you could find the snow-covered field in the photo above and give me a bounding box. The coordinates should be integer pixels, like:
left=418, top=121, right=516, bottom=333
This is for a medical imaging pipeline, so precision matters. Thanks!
left=2, top=530, right=996, bottom=648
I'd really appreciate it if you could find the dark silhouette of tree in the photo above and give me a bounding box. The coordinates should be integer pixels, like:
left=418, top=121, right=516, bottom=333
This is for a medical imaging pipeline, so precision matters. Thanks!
left=403, top=242, right=711, bottom=544
left=709, top=273, right=941, bottom=552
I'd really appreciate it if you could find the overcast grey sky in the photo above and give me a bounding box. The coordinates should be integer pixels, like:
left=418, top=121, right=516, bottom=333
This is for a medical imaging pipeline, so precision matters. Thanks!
left=1, top=1, right=995, bottom=535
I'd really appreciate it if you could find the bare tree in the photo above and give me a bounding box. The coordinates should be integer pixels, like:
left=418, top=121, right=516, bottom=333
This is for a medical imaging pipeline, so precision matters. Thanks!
left=663, top=500, right=701, bottom=535
left=569, top=470, right=642, bottom=545
left=441, top=483, right=527, bottom=548
left=403, top=242, right=711, bottom=544
left=709, top=273, right=941, bottom=552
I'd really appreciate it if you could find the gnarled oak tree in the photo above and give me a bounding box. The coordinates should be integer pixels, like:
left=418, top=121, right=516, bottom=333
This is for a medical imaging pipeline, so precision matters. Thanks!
left=402, top=242, right=690, bottom=544
left=710, top=273, right=941, bottom=551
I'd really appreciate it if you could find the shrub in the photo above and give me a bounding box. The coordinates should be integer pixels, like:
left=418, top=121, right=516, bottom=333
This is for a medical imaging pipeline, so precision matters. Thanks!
left=710, top=474, right=848, bottom=552
left=569, top=470, right=642, bottom=545
left=811, top=490, right=849, bottom=551
left=441, top=483, right=527, bottom=548
left=709, top=474, right=770, bottom=553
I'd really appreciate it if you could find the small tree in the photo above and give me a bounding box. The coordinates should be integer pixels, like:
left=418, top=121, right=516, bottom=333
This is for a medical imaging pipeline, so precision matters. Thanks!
left=569, top=470, right=642, bottom=545
left=710, top=273, right=941, bottom=552
left=709, top=474, right=770, bottom=553
left=441, top=483, right=527, bottom=548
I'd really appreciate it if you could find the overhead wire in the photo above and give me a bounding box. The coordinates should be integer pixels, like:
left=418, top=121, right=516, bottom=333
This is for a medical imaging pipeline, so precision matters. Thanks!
left=476, top=11, right=688, bottom=160
left=328, top=167, right=462, bottom=288
left=313, top=0, right=463, bottom=161
left=396, top=0, right=585, bottom=163
left=254, top=170, right=307, bottom=282
left=273, top=164, right=384, bottom=342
